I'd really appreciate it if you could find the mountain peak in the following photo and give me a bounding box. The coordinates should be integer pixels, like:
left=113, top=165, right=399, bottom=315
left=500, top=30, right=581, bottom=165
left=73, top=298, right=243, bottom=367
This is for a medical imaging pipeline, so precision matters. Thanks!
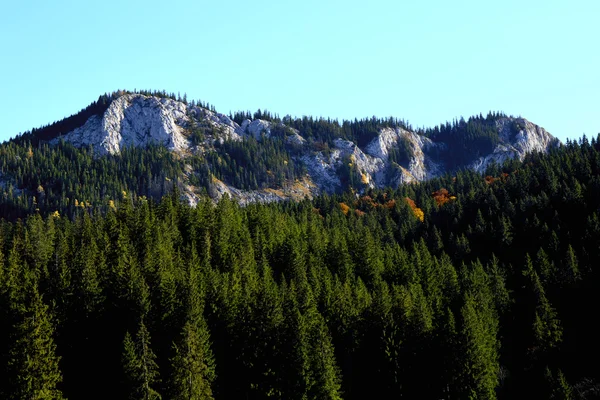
left=51, top=93, right=190, bottom=155
left=34, top=92, right=560, bottom=204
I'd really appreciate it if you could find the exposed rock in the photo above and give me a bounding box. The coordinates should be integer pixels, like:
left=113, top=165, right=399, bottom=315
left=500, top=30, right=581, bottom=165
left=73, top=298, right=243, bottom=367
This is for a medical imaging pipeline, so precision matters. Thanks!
left=244, top=119, right=272, bottom=140
left=285, top=131, right=306, bottom=146
left=390, top=166, right=420, bottom=186
left=333, top=138, right=384, bottom=188
left=240, top=119, right=251, bottom=131
left=189, top=107, right=244, bottom=142
left=301, top=152, right=343, bottom=191
left=469, top=117, right=560, bottom=173
left=400, top=129, right=437, bottom=182
left=53, top=95, right=190, bottom=155
left=363, top=127, right=444, bottom=186
left=365, top=127, right=402, bottom=160
left=208, top=176, right=316, bottom=206
left=51, top=93, right=560, bottom=204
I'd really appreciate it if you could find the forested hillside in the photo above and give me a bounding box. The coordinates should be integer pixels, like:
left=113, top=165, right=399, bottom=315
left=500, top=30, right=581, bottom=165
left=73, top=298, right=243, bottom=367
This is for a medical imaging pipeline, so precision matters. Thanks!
left=1, top=134, right=600, bottom=399
left=0, top=141, right=184, bottom=220
left=4, top=90, right=557, bottom=207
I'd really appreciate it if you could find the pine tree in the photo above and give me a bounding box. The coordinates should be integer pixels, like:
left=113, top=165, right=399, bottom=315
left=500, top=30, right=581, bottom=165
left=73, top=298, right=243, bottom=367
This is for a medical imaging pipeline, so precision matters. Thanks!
left=170, top=319, right=215, bottom=400
left=454, top=260, right=500, bottom=399
left=307, top=309, right=343, bottom=400
left=122, top=320, right=162, bottom=400
left=562, top=245, right=581, bottom=284
left=457, top=293, right=499, bottom=400
left=7, top=283, right=64, bottom=400
left=169, top=245, right=215, bottom=400
left=536, top=247, right=556, bottom=286
left=486, top=255, right=510, bottom=314
left=545, top=367, right=573, bottom=400
left=279, top=285, right=311, bottom=399
left=525, top=255, right=562, bottom=357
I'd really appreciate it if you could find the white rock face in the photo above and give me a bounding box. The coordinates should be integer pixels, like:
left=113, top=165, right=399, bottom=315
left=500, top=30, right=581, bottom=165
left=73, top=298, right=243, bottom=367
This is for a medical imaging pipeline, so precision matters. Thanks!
left=244, top=119, right=272, bottom=140
left=53, top=95, right=190, bottom=155
left=334, top=138, right=385, bottom=188
left=362, top=127, right=444, bottom=186
left=469, top=117, right=559, bottom=173
left=53, top=94, right=257, bottom=154
left=301, top=152, right=343, bottom=191
left=191, top=107, right=244, bottom=142
left=510, top=118, right=558, bottom=154
left=51, top=93, right=559, bottom=203
left=209, top=179, right=286, bottom=205
left=305, top=116, right=556, bottom=191
left=207, top=177, right=317, bottom=206
left=365, top=127, right=402, bottom=160
left=400, top=129, right=440, bottom=182
left=285, top=131, right=306, bottom=146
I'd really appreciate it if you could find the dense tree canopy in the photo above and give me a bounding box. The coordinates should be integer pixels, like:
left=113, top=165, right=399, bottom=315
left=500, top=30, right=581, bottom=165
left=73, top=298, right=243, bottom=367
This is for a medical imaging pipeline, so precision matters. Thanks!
left=1, top=133, right=600, bottom=399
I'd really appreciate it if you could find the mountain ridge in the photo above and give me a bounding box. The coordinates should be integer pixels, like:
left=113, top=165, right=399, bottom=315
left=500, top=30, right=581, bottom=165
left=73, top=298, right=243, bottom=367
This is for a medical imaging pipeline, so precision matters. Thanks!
left=15, top=91, right=560, bottom=205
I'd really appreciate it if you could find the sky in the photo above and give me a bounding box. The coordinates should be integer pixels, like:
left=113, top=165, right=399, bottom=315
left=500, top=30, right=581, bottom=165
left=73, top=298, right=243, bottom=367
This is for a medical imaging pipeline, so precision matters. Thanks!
left=0, top=0, right=598, bottom=143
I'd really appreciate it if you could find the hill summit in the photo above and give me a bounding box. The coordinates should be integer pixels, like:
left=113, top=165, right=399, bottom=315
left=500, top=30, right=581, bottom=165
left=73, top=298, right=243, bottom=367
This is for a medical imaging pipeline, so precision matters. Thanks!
left=23, top=91, right=559, bottom=204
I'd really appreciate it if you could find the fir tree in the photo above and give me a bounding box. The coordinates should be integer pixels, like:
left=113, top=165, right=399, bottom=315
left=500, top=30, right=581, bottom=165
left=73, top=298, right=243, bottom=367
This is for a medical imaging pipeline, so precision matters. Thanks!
left=122, top=320, right=162, bottom=400
left=7, top=283, right=64, bottom=400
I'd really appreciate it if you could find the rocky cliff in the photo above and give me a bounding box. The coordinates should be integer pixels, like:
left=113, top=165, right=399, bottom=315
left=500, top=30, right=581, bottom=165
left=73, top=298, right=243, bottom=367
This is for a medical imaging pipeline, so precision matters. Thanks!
left=50, top=93, right=560, bottom=204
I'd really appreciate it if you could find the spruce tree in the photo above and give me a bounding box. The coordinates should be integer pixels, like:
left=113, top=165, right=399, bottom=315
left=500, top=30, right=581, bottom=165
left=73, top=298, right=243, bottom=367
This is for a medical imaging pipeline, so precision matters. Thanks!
left=169, top=245, right=215, bottom=400
left=7, top=283, right=64, bottom=400
left=170, top=319, right=215, bottom=400
left=122, top=320, right=162, bottom=400
left=457, top=293, right=499, bottom=400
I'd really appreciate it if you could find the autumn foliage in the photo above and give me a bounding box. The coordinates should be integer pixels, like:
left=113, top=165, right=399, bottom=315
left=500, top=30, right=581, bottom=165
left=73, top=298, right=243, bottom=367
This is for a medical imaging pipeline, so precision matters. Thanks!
left=432, top=188, right=456, bottom=206
left=338, top=196, right=398, bottom=217
left=354, top=196, right=377, bottom=209
left=339, top=202, right=350, bottom=215
left=383, top=199, right=396, bottom=209
left=405, top=197, right=424, bottom=222
left=354, top=195, right=397, bottom=211
left=485, top=176, right=497, bottom=185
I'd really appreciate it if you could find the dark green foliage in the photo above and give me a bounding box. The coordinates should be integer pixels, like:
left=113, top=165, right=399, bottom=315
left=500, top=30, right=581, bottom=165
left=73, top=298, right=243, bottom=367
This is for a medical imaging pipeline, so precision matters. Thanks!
left=388, top=136, right=413, bottom=166
left=3, top=90, right=550, bottom=212
left=6, top=283, right=64, bottom=399
left=1, top=133, right=600, bottom=399
left=232, top=112, right=412, bottom=149
left=0, top=140, right=182, bottom=220
left=421, top=113, right=505, bottom=168
left=206, top=136, right=304, bottom=190
left=169, top=246, right=215, bottom=399
left=122, top=321, right=162, bottom=400
left=170, top=319, right=215, bottom=400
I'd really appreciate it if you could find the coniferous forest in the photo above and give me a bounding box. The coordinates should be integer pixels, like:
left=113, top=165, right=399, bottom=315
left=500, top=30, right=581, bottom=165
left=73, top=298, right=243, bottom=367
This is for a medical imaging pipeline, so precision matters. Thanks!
left=2, top=124, right=600, bottom=398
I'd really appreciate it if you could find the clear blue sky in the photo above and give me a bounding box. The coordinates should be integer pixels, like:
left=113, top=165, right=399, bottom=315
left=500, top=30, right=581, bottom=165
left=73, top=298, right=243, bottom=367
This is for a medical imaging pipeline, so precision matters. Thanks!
left=1, top=0, right=598, bottom=143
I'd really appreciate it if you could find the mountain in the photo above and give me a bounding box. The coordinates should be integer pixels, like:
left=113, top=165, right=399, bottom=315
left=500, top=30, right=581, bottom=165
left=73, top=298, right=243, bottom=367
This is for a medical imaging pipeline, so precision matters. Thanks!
left=3, top=91, right=600, bottom=400
left=9, top=91, right=559, bottom=207
left=0, top=131, right=599, bottom=399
